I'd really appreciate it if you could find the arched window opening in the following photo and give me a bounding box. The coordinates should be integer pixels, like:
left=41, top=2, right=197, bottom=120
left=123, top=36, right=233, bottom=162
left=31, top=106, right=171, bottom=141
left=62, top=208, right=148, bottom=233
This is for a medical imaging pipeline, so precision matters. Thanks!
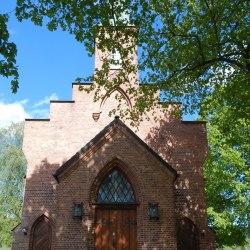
left=110, top=48, right=122, bottom=69
left=177, top=218, right=198, bottom=250
left=97, top=168, right=135, bottom=203
left=30, top=215, right=51, bottom=250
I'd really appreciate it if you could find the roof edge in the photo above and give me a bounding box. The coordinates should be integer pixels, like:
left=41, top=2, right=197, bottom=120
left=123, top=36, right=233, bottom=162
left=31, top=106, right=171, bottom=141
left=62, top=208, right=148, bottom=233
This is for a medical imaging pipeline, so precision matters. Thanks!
left=182, top=121, right=206, bottom=124
left=53, top=118, right=119, bottom=179
left=117, top=120, right=177, bottom=176
left=12, top=223, right=21, bottom=232
left=54, top=117, right=177, bottom=180
left=158, top=101, right=182, bottom=105
left=72, top=82, right=93, bottom=87
left=50, top=100, right=75, bottom=103
left=25, top=118, right=50, bottom=122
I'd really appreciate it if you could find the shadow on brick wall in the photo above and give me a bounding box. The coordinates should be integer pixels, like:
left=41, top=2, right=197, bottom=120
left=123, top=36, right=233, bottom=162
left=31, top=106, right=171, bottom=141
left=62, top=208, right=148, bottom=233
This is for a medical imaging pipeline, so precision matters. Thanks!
left=144, top=117, right=215, bottom=249
left=13, top=159, right=59, bottom=249
left=13, top=116, right=215, bottom=249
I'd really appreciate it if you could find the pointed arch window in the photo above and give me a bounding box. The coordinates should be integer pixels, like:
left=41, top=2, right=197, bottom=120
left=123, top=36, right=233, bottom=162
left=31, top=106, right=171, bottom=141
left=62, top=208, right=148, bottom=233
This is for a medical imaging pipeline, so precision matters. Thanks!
left=97, top=169, right=135, bottom=203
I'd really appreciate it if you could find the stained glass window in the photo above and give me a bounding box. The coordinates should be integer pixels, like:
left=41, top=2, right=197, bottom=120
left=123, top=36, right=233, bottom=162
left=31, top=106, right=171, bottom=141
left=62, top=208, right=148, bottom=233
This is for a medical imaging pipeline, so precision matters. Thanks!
left=98, top=169, right=135, bottom=203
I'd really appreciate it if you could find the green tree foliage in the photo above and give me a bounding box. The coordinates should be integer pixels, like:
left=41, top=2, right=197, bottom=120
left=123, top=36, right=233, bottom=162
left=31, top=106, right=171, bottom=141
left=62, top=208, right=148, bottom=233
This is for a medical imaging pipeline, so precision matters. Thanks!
left=2, top=0, right=249, bottom=119
left=0, top=14, right=19, bottom=93
left=204, top=105, right=250, bottom=248
left=0, top=123, right=26, bottom=247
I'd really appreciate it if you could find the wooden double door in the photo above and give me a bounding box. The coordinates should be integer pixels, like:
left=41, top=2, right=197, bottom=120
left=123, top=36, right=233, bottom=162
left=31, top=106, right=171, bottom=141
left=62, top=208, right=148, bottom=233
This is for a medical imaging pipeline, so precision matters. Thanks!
left=95, top=208, right=137, bottom=250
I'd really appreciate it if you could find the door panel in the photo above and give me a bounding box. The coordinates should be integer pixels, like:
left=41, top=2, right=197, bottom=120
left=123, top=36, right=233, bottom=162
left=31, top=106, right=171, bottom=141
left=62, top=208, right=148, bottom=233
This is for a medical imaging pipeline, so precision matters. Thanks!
left=95, top=208, right=137, bottom=250
left=31, top=217, right=51, bottom=250
left=129, top=210, right=137, bottom=250
left=177, top=218, right=198, bottom=250
left=120, top=209, right=129, bottom=250
left=110, top=210, right=117, bottom=249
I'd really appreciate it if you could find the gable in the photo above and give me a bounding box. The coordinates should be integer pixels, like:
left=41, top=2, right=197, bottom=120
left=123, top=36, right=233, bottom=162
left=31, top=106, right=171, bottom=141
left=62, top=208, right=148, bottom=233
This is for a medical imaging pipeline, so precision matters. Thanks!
left=53, top=116, right=177, bottom=181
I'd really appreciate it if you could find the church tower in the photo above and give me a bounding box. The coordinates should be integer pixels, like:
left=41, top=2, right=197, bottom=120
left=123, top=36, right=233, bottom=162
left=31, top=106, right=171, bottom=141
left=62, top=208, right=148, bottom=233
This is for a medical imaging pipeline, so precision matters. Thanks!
left=12, top=19, right=215, bottom=250
left=90, top=21, right=140, bottom=125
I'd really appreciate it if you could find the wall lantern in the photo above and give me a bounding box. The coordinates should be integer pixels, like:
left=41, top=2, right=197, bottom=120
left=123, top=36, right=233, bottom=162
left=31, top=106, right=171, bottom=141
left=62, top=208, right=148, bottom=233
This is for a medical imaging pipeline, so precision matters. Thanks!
left=201, top=229, right=206, bottom=236
left=73, top=203, right=83, bottom=219
left=22, top=226, right=28, bottom=235
left=148, top=202, right=159, bottom=220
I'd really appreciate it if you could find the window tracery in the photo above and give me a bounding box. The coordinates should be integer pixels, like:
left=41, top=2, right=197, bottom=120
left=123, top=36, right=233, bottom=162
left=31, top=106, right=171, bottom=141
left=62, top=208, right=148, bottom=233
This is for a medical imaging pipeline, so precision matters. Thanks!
left=97, top=168, right=135, bottom=203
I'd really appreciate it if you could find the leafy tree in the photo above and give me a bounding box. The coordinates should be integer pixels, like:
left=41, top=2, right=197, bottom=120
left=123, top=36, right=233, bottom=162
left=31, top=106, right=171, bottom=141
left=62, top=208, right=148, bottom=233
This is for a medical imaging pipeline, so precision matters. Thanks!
left=0, top=14, right=19, bottom=93
left=0, top=122, right=26, bottom=247
left=2, top=0, right=250, bottom=119
left=204, top=105, right=250, bottom=249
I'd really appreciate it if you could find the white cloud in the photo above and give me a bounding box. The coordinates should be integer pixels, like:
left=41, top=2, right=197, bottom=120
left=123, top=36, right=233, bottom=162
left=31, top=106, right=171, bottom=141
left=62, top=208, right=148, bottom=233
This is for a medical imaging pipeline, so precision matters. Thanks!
left=0, top=93, right=59, bottom=128
left=18, top=99, right=29, bottom=105
left=33, top=93, right=59, bottom=108
left=0, top=100, right=30, bottom=128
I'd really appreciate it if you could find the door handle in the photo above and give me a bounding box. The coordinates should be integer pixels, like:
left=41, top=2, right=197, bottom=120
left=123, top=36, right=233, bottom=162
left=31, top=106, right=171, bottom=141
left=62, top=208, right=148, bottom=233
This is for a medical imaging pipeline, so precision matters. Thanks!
left=112, top=232, right=116, bottom=249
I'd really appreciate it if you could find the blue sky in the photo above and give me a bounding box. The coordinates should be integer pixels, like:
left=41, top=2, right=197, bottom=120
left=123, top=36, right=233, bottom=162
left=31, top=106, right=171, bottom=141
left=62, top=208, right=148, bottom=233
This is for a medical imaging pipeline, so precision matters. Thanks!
left=0, top=1, right=94, bottom=127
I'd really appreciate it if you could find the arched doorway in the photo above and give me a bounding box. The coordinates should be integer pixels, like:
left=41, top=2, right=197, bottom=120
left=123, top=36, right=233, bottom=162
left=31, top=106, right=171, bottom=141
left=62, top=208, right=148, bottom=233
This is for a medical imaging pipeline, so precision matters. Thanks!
left=29, top=215, right=52, bottom=250
left=94, top=168, right=137, bottom=250
left=177, top=217, right=199, bottom=250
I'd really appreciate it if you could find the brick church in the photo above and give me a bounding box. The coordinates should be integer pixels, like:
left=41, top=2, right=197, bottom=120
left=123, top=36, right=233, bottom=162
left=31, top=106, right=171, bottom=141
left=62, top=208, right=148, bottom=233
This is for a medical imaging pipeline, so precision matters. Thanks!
left=12, top=27, right=215, bottom=249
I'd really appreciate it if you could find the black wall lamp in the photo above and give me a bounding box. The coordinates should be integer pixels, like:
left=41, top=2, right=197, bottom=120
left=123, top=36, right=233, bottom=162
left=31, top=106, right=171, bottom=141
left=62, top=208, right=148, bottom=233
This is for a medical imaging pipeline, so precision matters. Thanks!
left=201, top=229, right=206, bottom=236
left=73, top=203, right=83, bottom=219
left=22, top=226, right=28, bottom=235
left=148, top=202, right=159, bottom=220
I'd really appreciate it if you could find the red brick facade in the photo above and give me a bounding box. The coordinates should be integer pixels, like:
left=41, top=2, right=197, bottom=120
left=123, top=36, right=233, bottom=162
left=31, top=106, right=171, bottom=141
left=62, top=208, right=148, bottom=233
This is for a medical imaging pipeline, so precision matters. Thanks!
left=12, top=32, right=215, bottom=249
